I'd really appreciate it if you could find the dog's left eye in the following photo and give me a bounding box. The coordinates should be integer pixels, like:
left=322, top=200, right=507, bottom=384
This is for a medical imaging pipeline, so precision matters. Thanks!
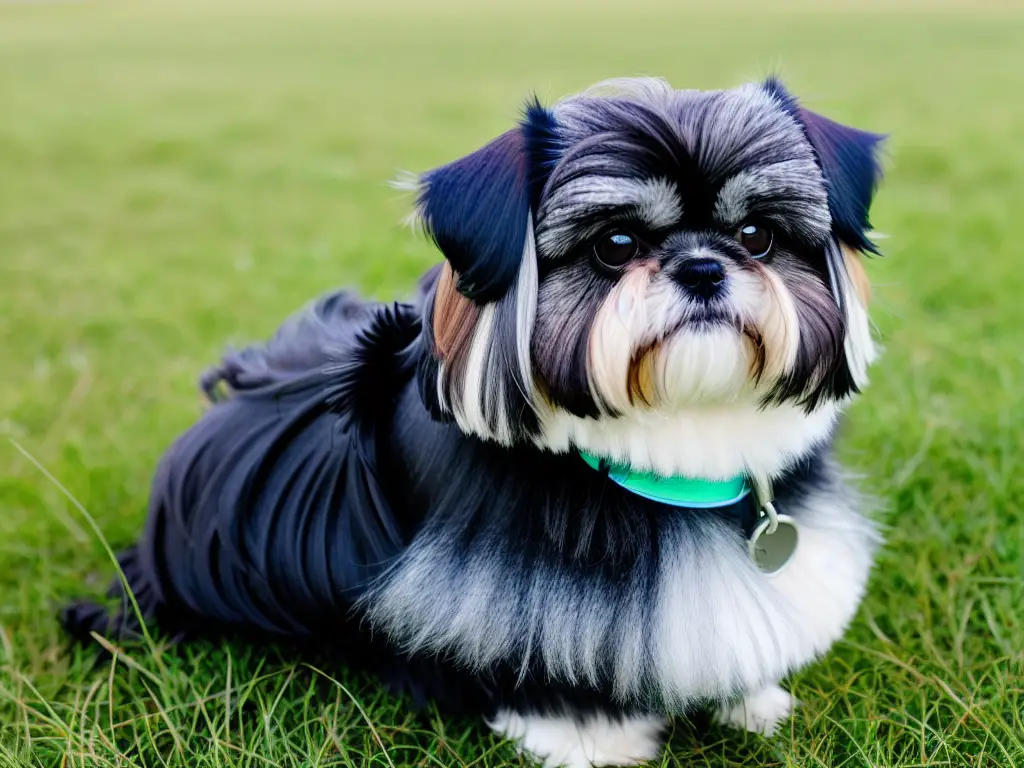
left=594, top=231, right=640, bottom=268
left=735, top=224, right=773, bottom=259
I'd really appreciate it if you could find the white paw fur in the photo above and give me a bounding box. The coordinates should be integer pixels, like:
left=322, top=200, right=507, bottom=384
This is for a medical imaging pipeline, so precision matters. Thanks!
left=489, top=710, right=666, bottom=768
left=713, top=684, right=796, bottom=737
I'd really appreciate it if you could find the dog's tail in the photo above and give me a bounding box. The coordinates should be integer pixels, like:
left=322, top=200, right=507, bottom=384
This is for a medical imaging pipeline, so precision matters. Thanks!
left=198, top=277, right=439, bottom=403
left=198, top=289, right=383, bottom=402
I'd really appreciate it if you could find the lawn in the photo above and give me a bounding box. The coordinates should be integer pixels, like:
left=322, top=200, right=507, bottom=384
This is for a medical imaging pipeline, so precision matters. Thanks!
left=1, top=1, right=1022, bottom=766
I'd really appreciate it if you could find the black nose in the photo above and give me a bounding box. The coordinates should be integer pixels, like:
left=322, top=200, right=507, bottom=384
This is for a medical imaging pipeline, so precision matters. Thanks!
left=672, top=258, right=726, bottom=300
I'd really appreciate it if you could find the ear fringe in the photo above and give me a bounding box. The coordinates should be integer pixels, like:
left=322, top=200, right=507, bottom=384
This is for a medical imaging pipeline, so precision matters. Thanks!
left=815, top=241, right=876, bottom=397
left=420, top=213, right=541, bottom=445
left=388, top=170, right=421, bottom=193
left=389, top=171, right=429, bottom=233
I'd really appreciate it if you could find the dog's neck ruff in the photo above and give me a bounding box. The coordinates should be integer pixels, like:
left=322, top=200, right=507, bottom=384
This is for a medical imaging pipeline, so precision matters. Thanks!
left=579, top=452, right=751, bottom=509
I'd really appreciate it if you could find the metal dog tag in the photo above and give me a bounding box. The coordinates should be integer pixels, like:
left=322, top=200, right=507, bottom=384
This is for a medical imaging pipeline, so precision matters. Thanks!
left=748, top=511, right=799, bottom=575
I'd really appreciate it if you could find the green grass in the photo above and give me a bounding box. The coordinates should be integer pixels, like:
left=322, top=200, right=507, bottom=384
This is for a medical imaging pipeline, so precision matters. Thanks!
left=1, top=1, right=1023, bottom=765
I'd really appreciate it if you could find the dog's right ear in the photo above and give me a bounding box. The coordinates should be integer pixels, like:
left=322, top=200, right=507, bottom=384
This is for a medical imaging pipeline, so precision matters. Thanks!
left=414, top=99, right=561, bottom=304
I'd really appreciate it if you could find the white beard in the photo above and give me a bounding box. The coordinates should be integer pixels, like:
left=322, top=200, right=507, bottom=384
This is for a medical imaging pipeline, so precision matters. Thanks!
left=655, top=326, right=755, bottom=407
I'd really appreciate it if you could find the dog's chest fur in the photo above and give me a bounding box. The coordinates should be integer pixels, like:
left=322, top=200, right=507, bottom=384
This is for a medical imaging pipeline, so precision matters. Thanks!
left=367, top=407, right=878, bottom=711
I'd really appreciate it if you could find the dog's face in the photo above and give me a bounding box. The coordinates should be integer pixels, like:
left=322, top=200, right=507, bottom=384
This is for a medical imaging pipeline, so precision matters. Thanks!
left=413, top=78, right=883, bottom=474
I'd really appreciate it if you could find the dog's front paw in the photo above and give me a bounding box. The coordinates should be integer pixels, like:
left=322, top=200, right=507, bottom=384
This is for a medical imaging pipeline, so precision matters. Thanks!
left=713, top=684, right=796, bottom=737
left=489, top=710, right=666, bottom=768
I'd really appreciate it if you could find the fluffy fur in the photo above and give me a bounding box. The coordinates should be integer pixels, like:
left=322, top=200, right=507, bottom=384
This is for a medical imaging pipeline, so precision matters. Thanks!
left=62, top=77, right=886, bottom=767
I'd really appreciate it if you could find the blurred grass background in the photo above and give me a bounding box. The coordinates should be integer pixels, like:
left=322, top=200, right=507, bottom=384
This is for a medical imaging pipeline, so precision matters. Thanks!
left=1, top=1, right=1022, bottom=766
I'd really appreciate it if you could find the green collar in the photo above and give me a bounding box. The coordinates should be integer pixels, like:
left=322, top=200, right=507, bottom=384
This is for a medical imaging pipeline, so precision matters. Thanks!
left=579, top=451, right=751, bottom=509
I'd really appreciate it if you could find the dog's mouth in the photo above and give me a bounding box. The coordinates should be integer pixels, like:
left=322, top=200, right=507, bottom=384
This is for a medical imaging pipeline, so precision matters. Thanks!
left=638, top=302, right=751, bottom=359
left=675, top=303, right=740, bottom=332
left=681, top=311, right=731, bottom=329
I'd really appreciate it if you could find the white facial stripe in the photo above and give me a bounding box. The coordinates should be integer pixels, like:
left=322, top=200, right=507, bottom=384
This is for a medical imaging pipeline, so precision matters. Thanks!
left=512, top=215, right=539, bottom=401
left=632, top=177, right=683, bottom=228
left=538, top=177, right=682, bottom=258
left=714, top=159, right=831, bottom=239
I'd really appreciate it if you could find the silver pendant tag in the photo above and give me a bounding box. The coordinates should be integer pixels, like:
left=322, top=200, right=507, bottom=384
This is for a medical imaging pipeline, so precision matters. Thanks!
left=748, top=512, right=799, bottom=574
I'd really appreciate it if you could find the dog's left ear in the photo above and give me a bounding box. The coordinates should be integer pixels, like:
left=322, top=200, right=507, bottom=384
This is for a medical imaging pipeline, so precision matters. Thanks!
left=762, top=77, right=885, bottom=253
left=413, top=99, right=562, bottom=444
left=417, top=130, right=529, bottom=303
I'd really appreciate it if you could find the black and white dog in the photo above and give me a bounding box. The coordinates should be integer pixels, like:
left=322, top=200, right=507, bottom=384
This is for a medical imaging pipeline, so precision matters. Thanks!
left=64, top=77, right=885, bottom=767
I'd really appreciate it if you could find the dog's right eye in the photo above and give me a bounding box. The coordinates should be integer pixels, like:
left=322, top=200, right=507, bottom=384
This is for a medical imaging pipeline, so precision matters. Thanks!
left=594, top=231, right=640, bottom=269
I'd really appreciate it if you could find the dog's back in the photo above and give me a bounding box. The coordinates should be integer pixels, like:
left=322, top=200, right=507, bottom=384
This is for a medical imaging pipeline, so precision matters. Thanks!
left=62, top=288, right=424, bottom=644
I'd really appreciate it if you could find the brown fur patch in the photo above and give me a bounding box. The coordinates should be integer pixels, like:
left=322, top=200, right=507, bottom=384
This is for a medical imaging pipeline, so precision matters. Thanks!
left=627, top=344, right=659, bottom=407
left=841, top=245, right=871, bottom=307
left=742, top=325, right=767, bottom=382
left=432, top=264, right=479, bottom=361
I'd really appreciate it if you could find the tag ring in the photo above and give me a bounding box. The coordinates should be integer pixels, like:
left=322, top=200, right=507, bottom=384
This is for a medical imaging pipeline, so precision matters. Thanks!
left=761, top=500, right=780, bottom=535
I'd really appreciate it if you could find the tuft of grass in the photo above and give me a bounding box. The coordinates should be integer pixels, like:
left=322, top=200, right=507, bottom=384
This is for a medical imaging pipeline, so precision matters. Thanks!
left=1, top=1, right=1022, bottom=766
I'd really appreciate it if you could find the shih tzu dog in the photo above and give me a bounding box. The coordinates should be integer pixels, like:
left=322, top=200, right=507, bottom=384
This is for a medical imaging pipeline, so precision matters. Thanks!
left=64, top=77, right=885, bottom=767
